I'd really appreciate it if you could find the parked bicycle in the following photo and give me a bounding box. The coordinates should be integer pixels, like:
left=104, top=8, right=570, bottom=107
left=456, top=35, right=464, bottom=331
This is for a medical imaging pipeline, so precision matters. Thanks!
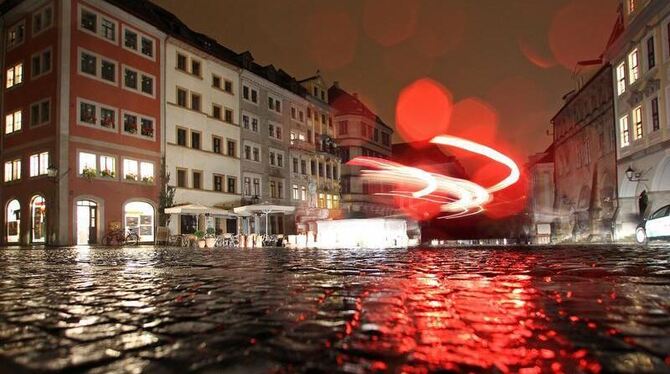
left=102, top=228, right=139, bottom=246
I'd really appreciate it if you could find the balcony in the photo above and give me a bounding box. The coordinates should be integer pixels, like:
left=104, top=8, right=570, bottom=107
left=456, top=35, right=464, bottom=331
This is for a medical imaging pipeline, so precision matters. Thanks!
left=289, top=138, right=316, bottom=152
left=317, top=135, right=339, bottom=156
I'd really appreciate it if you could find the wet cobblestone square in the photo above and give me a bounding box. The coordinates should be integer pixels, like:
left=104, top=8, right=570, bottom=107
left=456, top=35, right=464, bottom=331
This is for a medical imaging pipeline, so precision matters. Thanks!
left=0, top=245, right=669, bottom=373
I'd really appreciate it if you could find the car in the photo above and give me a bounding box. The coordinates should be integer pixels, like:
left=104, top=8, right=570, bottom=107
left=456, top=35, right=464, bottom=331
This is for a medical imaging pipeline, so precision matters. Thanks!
left=636, top=204, right=670, bottom=244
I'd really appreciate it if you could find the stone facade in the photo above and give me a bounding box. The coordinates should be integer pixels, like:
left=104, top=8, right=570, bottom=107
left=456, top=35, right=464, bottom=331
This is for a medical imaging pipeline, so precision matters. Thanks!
left=552, top=65, right=618, bottom=242
left=604, top=0, right=670, bottom=240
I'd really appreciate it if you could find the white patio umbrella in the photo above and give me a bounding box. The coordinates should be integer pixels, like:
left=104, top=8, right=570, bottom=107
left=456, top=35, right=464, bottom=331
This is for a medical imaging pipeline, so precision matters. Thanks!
left=165, top=204, right=237, bottom=230
left=233, top=203, right=295, bottom=234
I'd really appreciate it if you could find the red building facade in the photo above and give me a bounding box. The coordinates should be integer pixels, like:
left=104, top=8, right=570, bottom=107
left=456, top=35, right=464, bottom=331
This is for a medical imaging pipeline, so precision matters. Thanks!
left=1, top=0, right=164, bottom=245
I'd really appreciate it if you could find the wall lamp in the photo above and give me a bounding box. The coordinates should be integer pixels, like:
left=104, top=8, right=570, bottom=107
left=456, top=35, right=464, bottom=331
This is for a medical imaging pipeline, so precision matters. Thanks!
left=47, top=166, right=70, bottom=181
left=625, top=166, right=647, bottom=182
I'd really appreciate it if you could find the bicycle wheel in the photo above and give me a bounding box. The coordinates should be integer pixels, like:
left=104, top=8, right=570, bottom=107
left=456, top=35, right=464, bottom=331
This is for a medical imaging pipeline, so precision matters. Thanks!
left=125, top=233, right=140, bottom=246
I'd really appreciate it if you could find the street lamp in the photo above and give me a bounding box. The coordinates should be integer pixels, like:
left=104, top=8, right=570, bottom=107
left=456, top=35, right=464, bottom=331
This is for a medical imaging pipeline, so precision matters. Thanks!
left=47, top=165, right=58, bottom=178
left=625, top=166, right=646, bottom=181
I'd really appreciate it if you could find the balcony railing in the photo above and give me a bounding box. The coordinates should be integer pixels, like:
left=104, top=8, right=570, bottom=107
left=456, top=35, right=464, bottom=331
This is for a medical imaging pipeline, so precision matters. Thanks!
left=289, top=138, right=316, bottom=152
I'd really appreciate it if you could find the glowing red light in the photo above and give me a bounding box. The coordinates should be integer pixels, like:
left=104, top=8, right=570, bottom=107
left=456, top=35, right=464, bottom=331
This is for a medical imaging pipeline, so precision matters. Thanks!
left=395, top=78, right=453, bottom=144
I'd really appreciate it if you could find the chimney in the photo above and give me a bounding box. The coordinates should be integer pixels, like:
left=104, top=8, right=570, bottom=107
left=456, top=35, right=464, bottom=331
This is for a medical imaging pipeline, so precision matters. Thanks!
left=333, top=81, right=339, bottom=88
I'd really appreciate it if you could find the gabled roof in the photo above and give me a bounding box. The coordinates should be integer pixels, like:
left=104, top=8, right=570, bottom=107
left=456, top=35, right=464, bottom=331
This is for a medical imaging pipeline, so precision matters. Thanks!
left=328, top=84, right=392, bottom=131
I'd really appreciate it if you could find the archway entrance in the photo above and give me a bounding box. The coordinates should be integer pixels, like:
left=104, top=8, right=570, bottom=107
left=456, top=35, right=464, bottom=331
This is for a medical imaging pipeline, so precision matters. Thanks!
left=6, top=199, right=20, bottom=243
left=76, top=200, right=97, bottom=245
left=124, top=201, right=154, bottom=243
left=31, top=196, right=46, bottom=243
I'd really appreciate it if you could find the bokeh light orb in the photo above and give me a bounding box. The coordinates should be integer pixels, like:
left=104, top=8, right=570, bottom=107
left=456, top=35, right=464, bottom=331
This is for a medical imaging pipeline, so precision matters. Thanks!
left=395, top=78, right=453, bottom=144
left=363, top=0, right=420, bottom=47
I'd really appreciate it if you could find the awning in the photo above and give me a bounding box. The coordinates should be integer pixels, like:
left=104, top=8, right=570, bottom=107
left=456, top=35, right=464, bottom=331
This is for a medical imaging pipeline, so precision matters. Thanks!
left=165, top=204, right=236, bottom=216
left=233, top=203, right=295, bottom=215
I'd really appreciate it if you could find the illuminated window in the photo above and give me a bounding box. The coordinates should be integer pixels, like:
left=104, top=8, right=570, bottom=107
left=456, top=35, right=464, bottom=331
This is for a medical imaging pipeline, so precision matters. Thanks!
left=5, top=110, right=22, bottom=134
left=620, top=115, right=630, bottom=147
left=628, top=0, right=636, bottom=14
left=140, top=162, right=154, bottom=183
left=616, top=63, right=626, bottom=96
left=123, top=159, right=138, bottom=181
left=628, top=49, right=639, bottom=84
left=78, top=152, right=96, bottom=175
left=633, top=106, right=643, bottom=139
left=29, top=152, right=49, bottom=177
left=99, top=155, right=115, bottom=178
left=6, top=63, right=23, bottom=88
left=4, top=159, right=21, bottom=182
left=292, top=184, right=299, bottom=200
left=301, top=186, right=306, bottom=201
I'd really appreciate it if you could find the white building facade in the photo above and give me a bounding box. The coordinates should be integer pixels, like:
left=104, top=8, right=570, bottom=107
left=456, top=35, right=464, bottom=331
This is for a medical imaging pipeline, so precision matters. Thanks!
left=605, top=0, right=670, bottom=240
left=165, top=38, right=241, bottom=234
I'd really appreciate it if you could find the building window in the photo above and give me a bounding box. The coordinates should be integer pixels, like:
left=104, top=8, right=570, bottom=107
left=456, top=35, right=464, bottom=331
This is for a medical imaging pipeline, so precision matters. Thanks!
left=124, top=68, right=137, bottom=89
left=268, top=96, right=282, bottom=113
left=242, top=85, right=258, bottom=104
left=140, top=118, right=154, bottom=138
left=139, top=162, right=153, bottom=183
left=99, top=155, right=115, bottom=178
left=628, top=49, right=639, bottom=84
left=123, top=159, right=138, bottom=181
left=243, top=177, right=251, bottom=196
left=212, top=136, right=222, bottom=154
left=301, top=160, right=307, bottom=175
left=7, top=21, right=25, bottom=49
left=191, top=131, right=201, bottom=150
left=6, top=63, right=23, bottom=88
left=31, top=48, right=52, bottom=79
left=292, top=157, right=298, bottom=173
left=253, top=178, right=260, bottom=196
left=30, top=99, right=50, bottom=128
left=382, top=132, right=390, bottom=146
left=176, top=128, right=187, bottom=146
left=176, top=88, right=187, bottom=107
left=5, top=110, right=22, bottom=134
left=224, top=109, right=233, bottom=123
left=140, top=36, right=154, bottom=58
left=124, top=28, right=138, bottom=50
left=616, top=63, right=626, bottom=96
left=177, top=169, right=187, bottom=187
left=227, top=140, right=236, bottom=157
left=78, top=152, right=96, bottom=176
left=338, top=120, right=348, bottom=135
left=191, top=93, right=201, bottom=111
left=79, top=6, right=117, bottom=43
left=4, top=159, right=21, bottom=182
left=213, top=175, right=223, bottom=192
left=79, top=50, right=116, bottom=84
left=212, top=74, right=221, bottom=89
left=270, top=181, right=277, bottom=198
left=189, top=170, right=200, bottom=188
left=633, top=106, right=643, bottom=139
left=212, top=104, right=222, bottom=120
left=123, top=66, right=153, bottom=96
left=646, top=36, right=655, bottom=70
left=32, top=5, right=53, bottom=36
left=620, top=115, right=630, bottom=147
left=224, top=80, right=233, bottom=94
left=253, top=147, right=260, bottom=162
left=227, top=177, right=236, bottom=193
left=301, top=186, right=306, bottom=201
left=292, top=184, right=299, bottom=200
left=141, top=75, right=154, bottom=95
left=311, top=160, right=317, bottom=175
left=374, top=128, right=379, bottom=142
left=29, top=152, right=49, bottom=177
left=244, top=145, right=251, bottom=160
left=176, top=53, right=187, bottom=71
left=191, top=59, right=201, bottom=77
left=651, top=98, right=659, bottom=132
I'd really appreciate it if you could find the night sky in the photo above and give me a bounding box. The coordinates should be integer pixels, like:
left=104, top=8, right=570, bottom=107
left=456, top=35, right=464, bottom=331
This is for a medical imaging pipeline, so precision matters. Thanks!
left=151, top=0, right=619, bottom=158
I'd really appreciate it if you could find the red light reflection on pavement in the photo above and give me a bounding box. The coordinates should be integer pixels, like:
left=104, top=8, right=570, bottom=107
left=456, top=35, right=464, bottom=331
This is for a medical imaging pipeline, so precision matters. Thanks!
left=337, top=251, right=602, bottom=373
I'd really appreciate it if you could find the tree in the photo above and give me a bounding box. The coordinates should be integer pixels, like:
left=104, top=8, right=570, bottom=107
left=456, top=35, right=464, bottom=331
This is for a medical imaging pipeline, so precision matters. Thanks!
left=158, top=156, right=175, bottom=226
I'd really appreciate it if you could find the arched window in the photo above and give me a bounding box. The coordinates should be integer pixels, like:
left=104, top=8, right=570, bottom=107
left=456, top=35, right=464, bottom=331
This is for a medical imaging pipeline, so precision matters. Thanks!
left=31, top=196, right=46, bottom=243
left=124, top=201, right=154, bottom=242
left=6, top=199, right=20, bottom=243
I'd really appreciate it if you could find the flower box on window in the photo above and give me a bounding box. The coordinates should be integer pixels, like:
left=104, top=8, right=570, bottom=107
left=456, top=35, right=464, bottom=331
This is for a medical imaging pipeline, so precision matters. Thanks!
left=141, top=124, right=153, bottom=137
left=141, top=176, right=154, bottom=184
left=81, top=167, right=97, bottom=180
left=125, top=173, right=137, bottom=181
left=101, top=117, right=115, bottom=129
left=82, top=114, right=96, bottom=124
left=124, top=116, right=138, bottom=134
left=100, top=169, right=115, bottom=178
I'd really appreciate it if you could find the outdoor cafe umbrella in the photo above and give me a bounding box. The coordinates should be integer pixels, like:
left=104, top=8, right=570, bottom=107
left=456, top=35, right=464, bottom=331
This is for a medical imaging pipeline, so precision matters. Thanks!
left=233, top=203, right=295, bottom=234
left=165, top=204, right=237, bottom=228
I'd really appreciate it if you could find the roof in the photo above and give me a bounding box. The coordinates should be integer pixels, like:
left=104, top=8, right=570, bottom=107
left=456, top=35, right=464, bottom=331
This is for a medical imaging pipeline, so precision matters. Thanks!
left=328, top=84, right=392, bottom=131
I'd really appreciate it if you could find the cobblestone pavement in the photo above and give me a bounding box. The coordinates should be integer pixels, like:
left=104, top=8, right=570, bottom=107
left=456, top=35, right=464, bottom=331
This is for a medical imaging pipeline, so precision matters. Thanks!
left=0, top=245, right=669, bottom=373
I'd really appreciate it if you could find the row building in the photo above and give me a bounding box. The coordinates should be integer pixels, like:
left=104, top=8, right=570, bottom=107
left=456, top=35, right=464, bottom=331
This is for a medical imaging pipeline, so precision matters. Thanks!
left=0, top=0, right=393, bottom=245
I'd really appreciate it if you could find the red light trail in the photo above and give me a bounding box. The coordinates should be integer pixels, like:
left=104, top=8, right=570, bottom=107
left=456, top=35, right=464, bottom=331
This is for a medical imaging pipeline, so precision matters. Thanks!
left=348, top=134, right=521, bottom=220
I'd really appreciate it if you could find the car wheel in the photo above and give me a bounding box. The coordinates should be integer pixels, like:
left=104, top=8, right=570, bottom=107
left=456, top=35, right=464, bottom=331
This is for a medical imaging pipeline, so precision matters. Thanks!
left=635, top=227, right=648, bottom=245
